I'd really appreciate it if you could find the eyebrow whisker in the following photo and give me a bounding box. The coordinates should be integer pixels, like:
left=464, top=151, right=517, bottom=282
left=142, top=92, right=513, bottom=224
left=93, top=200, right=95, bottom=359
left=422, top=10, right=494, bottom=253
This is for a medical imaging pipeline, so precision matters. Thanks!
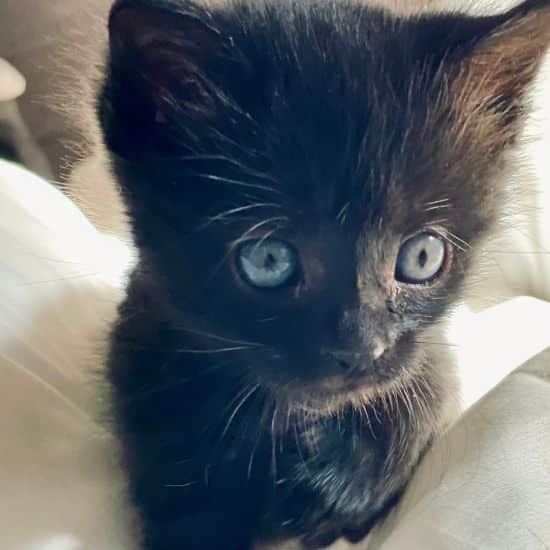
left=198, top=202, right=282, bottom=231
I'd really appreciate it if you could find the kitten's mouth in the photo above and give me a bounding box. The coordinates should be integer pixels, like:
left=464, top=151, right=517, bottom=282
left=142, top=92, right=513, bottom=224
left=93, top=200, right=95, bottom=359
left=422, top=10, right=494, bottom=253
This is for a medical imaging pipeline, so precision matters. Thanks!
left=274, top=359, right=413, bottom=419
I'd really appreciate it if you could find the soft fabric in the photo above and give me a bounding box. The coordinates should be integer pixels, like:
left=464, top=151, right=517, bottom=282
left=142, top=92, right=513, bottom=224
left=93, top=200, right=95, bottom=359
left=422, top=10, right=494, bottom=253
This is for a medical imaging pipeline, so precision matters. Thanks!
left=369, top=317, right=550, bottom=550
left=0, top=159, right=138, bottom=549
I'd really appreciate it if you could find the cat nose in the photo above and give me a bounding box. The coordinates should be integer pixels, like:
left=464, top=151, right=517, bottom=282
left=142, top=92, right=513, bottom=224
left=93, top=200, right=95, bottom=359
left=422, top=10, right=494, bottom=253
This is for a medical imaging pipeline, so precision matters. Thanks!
left=371, top=339, right=387, bottom=360
left=322, top=341, right=387, bottom=372
left=322, top=350, right=365, bottom=372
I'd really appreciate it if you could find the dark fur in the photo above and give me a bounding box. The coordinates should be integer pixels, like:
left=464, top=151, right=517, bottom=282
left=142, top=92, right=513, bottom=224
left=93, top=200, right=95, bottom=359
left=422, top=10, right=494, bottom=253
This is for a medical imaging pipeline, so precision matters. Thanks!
left=98, top=0, right=550, bottom=548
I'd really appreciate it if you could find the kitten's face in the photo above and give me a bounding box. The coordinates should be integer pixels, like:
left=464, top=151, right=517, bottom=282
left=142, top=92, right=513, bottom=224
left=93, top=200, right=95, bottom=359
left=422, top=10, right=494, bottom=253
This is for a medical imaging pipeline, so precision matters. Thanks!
left=102, top=0, right=550, bottom=413
left=101, top=1, right=550, bottom=545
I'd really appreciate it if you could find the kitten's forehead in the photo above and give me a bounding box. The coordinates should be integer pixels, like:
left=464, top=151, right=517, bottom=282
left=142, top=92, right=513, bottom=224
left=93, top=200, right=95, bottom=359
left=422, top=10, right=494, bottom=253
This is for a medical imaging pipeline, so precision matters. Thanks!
left=211, top=7, right=448, bottom=194
left=213, top=4, right=521, bottom=242
left=106, top=0, right=550, bottom=246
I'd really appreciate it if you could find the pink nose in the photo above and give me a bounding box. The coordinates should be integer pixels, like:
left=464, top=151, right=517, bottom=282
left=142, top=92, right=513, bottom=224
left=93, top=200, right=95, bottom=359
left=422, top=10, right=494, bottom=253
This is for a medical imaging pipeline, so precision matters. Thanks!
left=322, top=340, right=388, bottom=373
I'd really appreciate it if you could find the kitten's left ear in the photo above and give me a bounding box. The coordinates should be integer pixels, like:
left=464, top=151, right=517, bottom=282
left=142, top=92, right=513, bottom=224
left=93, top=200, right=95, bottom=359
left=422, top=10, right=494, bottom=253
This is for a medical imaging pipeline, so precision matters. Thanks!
left=100, top=0, right=241, bottom=158
left=455, top=0, right=550, bottom=124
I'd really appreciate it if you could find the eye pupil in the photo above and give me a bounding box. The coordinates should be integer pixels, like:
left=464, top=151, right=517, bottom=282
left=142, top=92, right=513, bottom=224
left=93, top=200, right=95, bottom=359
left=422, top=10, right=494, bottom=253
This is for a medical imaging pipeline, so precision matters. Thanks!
left=265, top=253, right=276, bottom=269
left=418, top=249, right=428, bottom=268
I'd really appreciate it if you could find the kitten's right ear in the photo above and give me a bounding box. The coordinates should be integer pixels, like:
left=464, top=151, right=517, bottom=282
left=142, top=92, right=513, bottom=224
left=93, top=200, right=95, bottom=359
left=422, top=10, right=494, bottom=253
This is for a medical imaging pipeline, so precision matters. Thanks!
left=452, top=0, right=550, bottom=131
left=100, top=0, right=229, bottom=158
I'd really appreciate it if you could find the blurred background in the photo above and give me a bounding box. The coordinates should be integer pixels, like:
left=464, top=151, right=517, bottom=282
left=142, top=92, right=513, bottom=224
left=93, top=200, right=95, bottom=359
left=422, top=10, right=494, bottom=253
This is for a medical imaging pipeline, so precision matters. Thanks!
left=0, top=0, right=111, bottom=179
left=0, top=0, right=527, bottom=181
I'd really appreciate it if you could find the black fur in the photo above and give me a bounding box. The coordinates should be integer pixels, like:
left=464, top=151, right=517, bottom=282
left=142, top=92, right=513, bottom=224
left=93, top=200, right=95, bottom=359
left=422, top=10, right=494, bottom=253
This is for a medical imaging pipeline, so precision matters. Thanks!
left=98, top=0, right=550, bottom=548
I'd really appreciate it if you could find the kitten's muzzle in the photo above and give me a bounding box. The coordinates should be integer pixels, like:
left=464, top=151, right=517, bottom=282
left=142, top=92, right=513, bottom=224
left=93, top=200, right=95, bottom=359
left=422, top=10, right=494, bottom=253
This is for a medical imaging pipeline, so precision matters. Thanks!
left=322, top=343, right=387, bottom=374
left=322, top=349, right=362, bottom=372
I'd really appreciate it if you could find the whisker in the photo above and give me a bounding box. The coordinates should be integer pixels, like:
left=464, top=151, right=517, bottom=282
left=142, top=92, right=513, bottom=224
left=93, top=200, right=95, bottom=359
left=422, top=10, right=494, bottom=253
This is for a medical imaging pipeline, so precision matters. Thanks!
left=425, top=217, right=449, bottom=226
left=180, top=154, right=281, bottom=187
left=270, top=405, right=279, bottom=478
left=425, top=198, right=450, bottom=205
left=198, top=202, right=282, bottom=231
left=170, top=326, right=262, bottom=347
left=175, top=346, right=255, bottom=354
left=208, top=125, right=263, bottom=157
left=443, top=229, right=471, bottom=250
left=424, top=204, right=451, bottom=212
left=257, top=316, right=279, bottom=323
left=336, top=202, right=351, bottom=225
left=164, top=481, right=198, bottom=489
left=230, top=217, right=290, bottom=248
left=252, top=225, right=285, bottom=250
left=247, top=428, right=263, bottom=480
left=359, top=401, right=376, bottom=440
left=192, top=171, right=283, bottom=195
left=292, top=417, right=311, bottom=476
left=222, top=383, right=261, bottom=439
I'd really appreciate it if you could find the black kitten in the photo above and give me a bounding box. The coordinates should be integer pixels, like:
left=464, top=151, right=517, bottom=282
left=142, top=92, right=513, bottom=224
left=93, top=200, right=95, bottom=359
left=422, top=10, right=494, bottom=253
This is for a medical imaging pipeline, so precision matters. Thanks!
left=98, top=0, right=550, bottom=548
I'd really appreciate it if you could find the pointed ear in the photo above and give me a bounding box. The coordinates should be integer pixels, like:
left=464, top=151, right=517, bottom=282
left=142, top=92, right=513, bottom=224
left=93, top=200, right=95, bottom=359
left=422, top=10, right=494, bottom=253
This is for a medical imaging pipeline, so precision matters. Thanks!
left=455, top=0, right=550, bottom=126
left=100, top=0, right=230, bottom=157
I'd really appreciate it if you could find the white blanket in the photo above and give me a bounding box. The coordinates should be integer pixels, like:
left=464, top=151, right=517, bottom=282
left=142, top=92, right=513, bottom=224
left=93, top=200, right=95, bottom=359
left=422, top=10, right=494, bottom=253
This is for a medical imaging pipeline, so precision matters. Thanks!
left=0, top=160, right=138, bottom=549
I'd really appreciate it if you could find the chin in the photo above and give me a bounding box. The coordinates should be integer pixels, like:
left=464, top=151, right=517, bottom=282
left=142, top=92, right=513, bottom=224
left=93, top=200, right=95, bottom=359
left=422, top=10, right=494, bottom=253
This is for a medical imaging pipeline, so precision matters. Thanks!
left=258, top=370, right=446, bottom=549
left=245, top=346, right=453, bottom=547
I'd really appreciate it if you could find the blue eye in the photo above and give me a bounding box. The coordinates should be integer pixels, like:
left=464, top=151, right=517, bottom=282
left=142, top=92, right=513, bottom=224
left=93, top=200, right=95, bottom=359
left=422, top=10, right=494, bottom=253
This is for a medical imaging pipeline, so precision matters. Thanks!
left=395, top=233, right=446, bottom=284
left=238, top=239, right=298, bottom=289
